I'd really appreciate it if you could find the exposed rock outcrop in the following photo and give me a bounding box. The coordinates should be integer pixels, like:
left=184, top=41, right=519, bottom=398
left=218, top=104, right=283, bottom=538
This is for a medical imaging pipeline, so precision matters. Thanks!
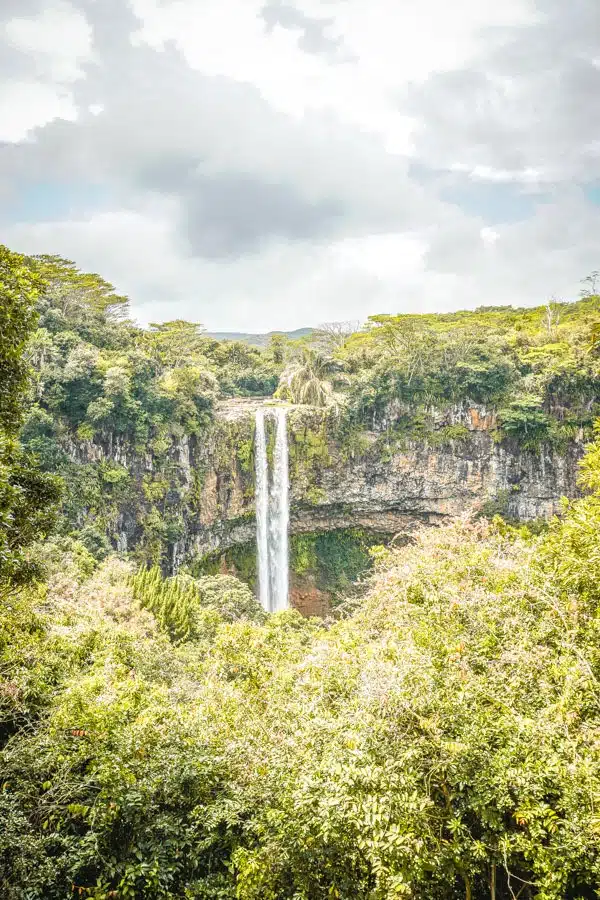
left=186, top=400, right=583, bottom=561
left=67, top=398, right=585, bottom=568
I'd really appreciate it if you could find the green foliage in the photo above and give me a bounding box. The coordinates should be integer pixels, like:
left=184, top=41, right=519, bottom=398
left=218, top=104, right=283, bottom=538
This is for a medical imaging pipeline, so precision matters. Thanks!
left=194, top=574, right=266, bottom=623
left=5, top=419, right=600, bottom=897
left=337, top=296, right=600, bottom=448
left=288, top=413, right=332, bottom=493
left=0, top=245, right=44, bottom=430
left=497, top=395, right=553, bottom=450
left=194, top=542, right=259, bottom=591
left=290, top=528, right=381, bottom=600
left=0, top=245, right=62, bottom=587
left=131, top=566, right=265, bottom=642
left=236, top=438, right=254, bottom=477
left=131, top=565, right=212, bottom=642
left=373, top=415, right=472, bottom=457
left=277, top=347, right=341, bottom=407
left=3, top=490, right=600, bottom=897
left=478, top=487, right=516, bottom=521
left=0, top=442, right=63, bottom=585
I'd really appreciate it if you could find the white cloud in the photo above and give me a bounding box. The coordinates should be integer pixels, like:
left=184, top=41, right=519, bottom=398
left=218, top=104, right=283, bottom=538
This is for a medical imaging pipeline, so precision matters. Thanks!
left=449, top=164, right=546, bottom=185
left=1, top=0, right=598, bottom=330
left=0, top=1, right=92, bottom=140
left=4, top=0, right=92, bottom=82
left=5, top=208, right=458, bottom=330
left=0, top=81, right=77, bottom=141
left=129, top=0, right=532, bottom=153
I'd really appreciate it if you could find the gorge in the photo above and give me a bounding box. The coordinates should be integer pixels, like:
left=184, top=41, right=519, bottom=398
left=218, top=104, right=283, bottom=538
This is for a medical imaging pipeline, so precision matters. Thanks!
left=58, top=397, right=585, bottom=615
left=3, top=246, right=600, bottom=899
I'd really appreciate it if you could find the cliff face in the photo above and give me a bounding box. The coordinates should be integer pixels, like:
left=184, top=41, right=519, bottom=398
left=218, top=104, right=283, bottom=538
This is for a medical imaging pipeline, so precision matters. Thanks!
left=190, top=400, right=583, bottom=559
left=67, top=398, right=585, bottom=569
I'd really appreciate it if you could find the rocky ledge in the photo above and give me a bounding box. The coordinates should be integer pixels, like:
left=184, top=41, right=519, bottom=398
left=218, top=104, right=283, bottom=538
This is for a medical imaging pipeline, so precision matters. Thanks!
left=65, top=399, right=585, bottom=569
left=187, top=401, right=584, bottom=561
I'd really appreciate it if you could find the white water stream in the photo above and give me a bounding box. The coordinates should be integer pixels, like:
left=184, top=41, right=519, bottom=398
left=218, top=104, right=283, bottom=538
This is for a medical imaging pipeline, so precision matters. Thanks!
left=255, top=408, right=290, bottom=613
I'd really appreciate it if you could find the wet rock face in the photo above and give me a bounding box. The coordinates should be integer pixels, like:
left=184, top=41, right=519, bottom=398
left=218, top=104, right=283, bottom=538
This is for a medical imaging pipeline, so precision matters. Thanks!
left=289, top=576, right=330, bottom=618
left=313, top=435, right=580, bottom=522
left=187, top=401, right=584, bottom=561
left=67, top=400, right=585, bottom=569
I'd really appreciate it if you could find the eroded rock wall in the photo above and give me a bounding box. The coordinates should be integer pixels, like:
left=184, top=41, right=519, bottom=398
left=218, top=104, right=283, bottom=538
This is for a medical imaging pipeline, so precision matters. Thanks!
left=186, top=400, right=584, bottom=561
left=67, top=398, right=585, bottom=568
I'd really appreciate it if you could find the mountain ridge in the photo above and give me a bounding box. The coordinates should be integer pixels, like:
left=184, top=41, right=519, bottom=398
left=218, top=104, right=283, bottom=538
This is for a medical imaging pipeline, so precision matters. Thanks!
left=205, top=327, right=313, bottom=347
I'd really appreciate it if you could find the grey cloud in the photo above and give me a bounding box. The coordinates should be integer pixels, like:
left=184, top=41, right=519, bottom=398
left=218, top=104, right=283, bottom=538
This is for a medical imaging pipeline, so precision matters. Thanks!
left=260, top=1, right=347, bottom=59
left=0, top=39, right=34, bottom=82
left=406, top=0, right=600, bottom=183
left=1, top=36, right=448, bottom=258
left=73, top=0, right=141, bottom=59
left=0, top=0, right=43, bottom=20
left=182, top=173, right=343, bottom=256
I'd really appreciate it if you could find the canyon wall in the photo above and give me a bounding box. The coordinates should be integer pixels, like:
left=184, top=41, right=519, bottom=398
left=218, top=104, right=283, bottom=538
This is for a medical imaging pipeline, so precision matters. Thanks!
left=67, top=398, right=585, bottom=571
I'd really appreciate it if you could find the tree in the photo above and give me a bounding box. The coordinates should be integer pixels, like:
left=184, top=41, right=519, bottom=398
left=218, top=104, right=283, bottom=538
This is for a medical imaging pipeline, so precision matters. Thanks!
left=278, top=347, right=340, bottom=407
left=579, top=270, right=599, bottom=298
left=30, top=255, right=130, bottom=322
left=147, top=320, right=207, bottom=368
left=368, top=315, right=441, bottom=387
left=312, top=320, right=361, bottom=354
left=0, top=245, right=62, bottom=587
left=0, top=246, right=42, bottom=430
left=543, top=297, right=561, bottom=339
left=267, top=333, right=289, bottom=366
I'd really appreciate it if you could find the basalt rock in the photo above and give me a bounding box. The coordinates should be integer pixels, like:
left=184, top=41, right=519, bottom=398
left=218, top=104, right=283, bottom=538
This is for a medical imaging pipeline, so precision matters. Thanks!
left=67, top=398, right=585, bottom=570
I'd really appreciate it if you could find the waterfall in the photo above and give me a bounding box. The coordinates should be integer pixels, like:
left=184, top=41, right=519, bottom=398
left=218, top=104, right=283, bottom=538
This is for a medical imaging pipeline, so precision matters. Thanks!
left=255, top=409, right=271, bottom=612
left=255, top=407, right=290, bottom=613
left=271, top=408, right=290, bottom=612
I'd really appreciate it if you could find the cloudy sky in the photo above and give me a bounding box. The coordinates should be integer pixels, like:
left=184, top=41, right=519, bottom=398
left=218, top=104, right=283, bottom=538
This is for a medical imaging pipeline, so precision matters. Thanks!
left=1, top=0, right=599, bottom=331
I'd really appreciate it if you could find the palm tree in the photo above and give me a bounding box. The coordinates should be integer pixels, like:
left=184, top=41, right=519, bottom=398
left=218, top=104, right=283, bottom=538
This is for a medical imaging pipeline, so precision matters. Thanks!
left=278, top=348, right=340, bottom=407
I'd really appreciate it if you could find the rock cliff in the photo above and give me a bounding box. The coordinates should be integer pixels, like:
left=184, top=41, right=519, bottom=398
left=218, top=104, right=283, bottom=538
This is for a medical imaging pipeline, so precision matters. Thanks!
left=67, top=398, right=585, bottom=571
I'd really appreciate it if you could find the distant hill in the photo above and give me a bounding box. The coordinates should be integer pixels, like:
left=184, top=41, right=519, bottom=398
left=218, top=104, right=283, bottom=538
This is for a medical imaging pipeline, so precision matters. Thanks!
left=206, top=327, right=314, bottom=348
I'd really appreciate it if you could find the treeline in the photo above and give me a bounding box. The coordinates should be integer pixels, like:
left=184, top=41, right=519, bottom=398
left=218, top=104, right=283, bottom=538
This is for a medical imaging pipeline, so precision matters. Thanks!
left=288, top=295, right=600, bottom=450
left=11, top=243, right=600, bottom=569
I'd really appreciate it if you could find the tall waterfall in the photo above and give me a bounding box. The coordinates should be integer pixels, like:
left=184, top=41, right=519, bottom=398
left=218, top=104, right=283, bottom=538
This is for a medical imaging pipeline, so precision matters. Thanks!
left=255, top=409, right=271, bottom=613
left=255, top=407, right=290, bottom=613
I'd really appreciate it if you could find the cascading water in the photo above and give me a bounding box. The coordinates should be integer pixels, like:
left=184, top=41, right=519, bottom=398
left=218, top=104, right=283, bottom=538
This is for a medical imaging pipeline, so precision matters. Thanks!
left=255, top=409, right=271, bottom=613
left=271, top=408, right=290, bottom=611
left=255, top=407, right=290, bottom=613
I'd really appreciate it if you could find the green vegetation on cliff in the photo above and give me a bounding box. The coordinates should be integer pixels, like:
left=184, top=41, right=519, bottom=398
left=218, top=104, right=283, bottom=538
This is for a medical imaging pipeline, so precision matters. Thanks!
left=17, top=253, right=285, bottom=563
left=2, top=435, right=600, bottom=898
left=8, top=239, right=600, bottom=567
left=334, top=293, right=600, bottom=449
left=1, top=243, right=600, bottom=898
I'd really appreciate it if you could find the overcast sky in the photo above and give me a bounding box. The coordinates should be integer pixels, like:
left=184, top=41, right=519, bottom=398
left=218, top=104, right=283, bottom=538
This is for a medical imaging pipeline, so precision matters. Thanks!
left=1, top=0, right=599, bottom=331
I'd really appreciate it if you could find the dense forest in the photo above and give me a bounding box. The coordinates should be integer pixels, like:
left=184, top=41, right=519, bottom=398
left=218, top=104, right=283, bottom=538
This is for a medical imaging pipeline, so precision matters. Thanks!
left=2, top=242, right=600, bottom=899
left=14, top=248, right=600, bottom=568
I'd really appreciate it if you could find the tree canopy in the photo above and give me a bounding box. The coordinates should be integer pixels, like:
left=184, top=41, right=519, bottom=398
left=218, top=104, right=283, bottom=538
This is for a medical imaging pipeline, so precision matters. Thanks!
left=1, top=245, right=600, bottom=897
left=0, top=246, right=61, bottom=587
left=2, top=426, right=600, bottom=898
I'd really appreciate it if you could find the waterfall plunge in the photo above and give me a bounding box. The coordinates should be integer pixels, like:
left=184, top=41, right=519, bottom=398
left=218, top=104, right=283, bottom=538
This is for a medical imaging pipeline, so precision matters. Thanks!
left=255, top=409, right=271, bottom=613
left=255, top=408, right=290, bottom=613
